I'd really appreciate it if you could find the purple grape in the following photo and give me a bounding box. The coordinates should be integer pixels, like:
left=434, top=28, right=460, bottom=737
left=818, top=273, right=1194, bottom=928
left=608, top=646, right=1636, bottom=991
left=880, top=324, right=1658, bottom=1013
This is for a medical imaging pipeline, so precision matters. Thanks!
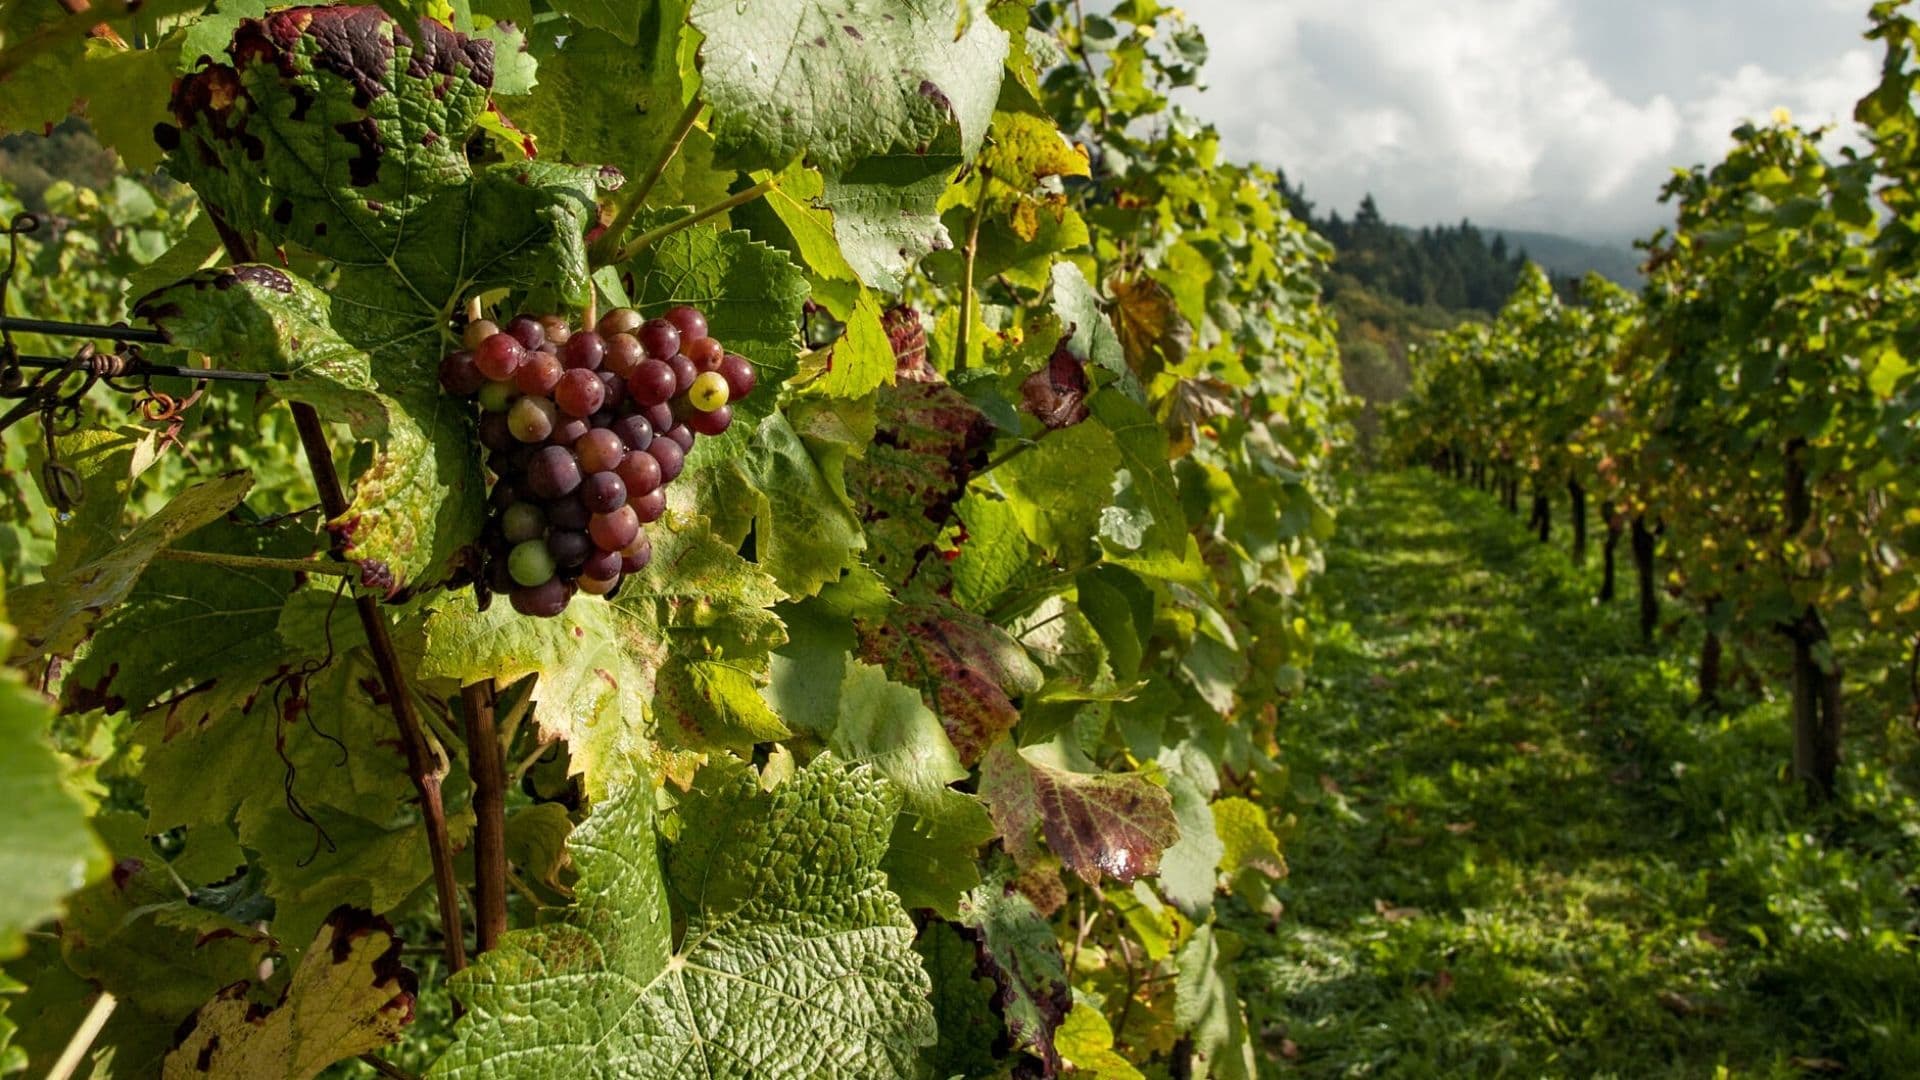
left=611, top=414, right=653, bottom=453
left=581, top=548, right=622, bottom=580
left=665, top=305, right=708, bottom=343
left=589, top=505, right=641, bottom=552
left=621, top=529, right=654, bottom=573
left=628, top=359, right=676, bottom=407
left=475, top=333, right=526, bottom=381
left=582, top=471, right=628, bottom=514
left=563, top=330, right=606, bottom=372
left=478, top=411, right=515, bottom=451
left=599, top=307, right=643, bottom=337
left=603, top=333, right=644, bottom=378
left=667, top=355, right=697, bottom=395
left=598, top=370, right=628, bottom=410
left=685, top=336, right=725, bottom=371
left=510, top=579, right=572, bottom=617
left=551, top=417, right=591, bottom=447
left=547, top=496, right=591, bottom=530
left=556, top=369, right=606, bottom=418
left=687, top=404, right=732, bottom=438
left=548, top=529, right=593, bottom=567
left=616, top=450, right=662, bottom=497
left=647, top=438, right=685, bottom=482
left=630, top=489, right=666, bottom=523
left=507, top=315, right=545, bottom=350
left=666, top=425, right=694, bottom=453
left=440, top=351, right=487, bottom=396
left=645, top=402, right=676, bottom=433
left=576, top=428, right=626, bottom=474
left=719, top=354, right=757, bottom=401
left=526, top=446, right=582, bottom=499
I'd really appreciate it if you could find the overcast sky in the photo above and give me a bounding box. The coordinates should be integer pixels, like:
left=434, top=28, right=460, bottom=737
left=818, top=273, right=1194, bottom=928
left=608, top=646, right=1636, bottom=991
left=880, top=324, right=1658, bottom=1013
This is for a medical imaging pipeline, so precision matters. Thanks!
left=1170, top=0, right=1876, bottom=242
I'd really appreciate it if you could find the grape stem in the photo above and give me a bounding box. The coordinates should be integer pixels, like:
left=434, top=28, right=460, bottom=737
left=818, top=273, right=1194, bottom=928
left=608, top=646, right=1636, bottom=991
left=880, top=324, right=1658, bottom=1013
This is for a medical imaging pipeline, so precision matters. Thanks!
left=462, top=680, right=510, bottom=956
left=954, top=167, right=992, bottom=373
left=593, top=97, right=707, bottom=266
left=154, top=547, right=357, bottom=578
left=613, top=178, right=777, bottom=265
left=357, top=1055, right=419, bottom=1080
left=47, top=992, right=115, bottom=1080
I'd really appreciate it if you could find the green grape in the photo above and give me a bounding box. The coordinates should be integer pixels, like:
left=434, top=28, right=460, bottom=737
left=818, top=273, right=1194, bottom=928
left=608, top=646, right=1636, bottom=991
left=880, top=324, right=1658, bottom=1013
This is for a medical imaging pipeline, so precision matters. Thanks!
left=477, top=379, right=518, bottom=413
left=508, top=539, right=557, bottom=587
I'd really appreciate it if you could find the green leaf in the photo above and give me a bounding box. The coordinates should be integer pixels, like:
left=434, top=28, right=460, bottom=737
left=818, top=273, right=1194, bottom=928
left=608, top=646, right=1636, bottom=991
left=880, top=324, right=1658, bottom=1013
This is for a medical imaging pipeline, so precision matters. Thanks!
left=819, top=150, right=960, bottom=292
left=1054, top=1000, right=1146, bottom=1079
left=1155, top=774, right=1224, bottom=918
left=689, top=0, right=1007, bottom=173
left=978, top=740, right=1181, bottom=885
left=984, top=421, right=1120, bottom=559
left=9, top=471, right=252, bottom=662
left=689, top=410, right=864, bottom=598
left=825, top=661, right=993, bottom=914
left=914, top=922, right=1006, bottom=1078
left=950, top=492, right=1029, bottom=612
left=0, top=593, right=108, bottom=959
left=1091, top=389, right=1187, bottom=560
left=162, top=909, right=415, bottom=1079
left=434, top=757, right=935, bottom=1078
left=1051, top=262, right=1136, bottom=397
left=1174, top=924, right=1257, bottom=1080
left=420, top=513, right=786, bottom=792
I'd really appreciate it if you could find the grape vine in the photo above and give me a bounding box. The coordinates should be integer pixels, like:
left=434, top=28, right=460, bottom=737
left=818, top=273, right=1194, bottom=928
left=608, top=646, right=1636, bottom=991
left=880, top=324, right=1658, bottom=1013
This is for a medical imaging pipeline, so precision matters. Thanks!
left=0, top=1, right=1347, bottom=1077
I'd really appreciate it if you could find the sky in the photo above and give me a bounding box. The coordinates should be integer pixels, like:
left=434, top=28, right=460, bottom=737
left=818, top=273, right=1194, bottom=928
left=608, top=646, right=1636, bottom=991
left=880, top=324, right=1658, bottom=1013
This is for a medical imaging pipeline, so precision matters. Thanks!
left=1170, top=0, right=1877, bottom=242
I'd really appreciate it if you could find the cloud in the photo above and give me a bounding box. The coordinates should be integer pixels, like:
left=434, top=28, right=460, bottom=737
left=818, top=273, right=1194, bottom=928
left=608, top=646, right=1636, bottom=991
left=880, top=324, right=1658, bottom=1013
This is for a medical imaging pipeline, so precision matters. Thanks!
left=1168, top=0, right=1872, bottom=240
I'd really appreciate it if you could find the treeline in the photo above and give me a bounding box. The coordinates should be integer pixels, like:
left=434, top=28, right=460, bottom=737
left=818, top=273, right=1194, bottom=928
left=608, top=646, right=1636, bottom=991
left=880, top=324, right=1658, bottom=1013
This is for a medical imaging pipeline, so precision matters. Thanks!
left=1389, top=1, right=1920, bottom=803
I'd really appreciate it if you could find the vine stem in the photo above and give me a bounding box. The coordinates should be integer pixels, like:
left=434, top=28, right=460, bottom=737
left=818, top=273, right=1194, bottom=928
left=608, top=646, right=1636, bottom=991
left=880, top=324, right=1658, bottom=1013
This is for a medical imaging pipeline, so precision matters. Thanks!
left=210, top=211, right=469, bottom=976
left=592, top=98, right=705, bottom=266
left=292, top=405, right=469, bottom=976
left=614, top=179, right=776, bottom=265
left=155, top=547, right=356, bottom=578
left=48, top=992, right=115, bottom=1080
left=954, top=167, right=992, bottom=373
left=461, top=680, right=509, bottom=955
left=357, top=1055, right=419, bottom=1080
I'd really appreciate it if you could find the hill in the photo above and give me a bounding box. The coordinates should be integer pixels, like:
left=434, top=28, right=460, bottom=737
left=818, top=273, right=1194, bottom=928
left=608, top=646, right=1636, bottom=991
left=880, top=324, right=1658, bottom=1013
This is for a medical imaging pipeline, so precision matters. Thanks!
left=1487, top=227, right=1643, bottom=286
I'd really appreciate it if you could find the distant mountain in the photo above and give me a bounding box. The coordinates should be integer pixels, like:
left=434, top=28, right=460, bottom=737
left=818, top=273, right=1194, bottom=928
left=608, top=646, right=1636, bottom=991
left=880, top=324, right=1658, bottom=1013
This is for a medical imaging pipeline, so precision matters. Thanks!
left=1486, top=228, right=1643, bottom=287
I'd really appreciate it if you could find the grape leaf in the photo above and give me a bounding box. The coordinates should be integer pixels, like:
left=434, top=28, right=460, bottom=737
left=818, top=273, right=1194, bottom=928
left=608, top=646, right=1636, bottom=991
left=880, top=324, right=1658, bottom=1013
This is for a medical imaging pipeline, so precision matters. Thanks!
left=1051, top=262, right=1136, bottom=397
left=957, top=866, right=1071, bottom=1073
left=978, top=740, right=1181, bottom=885
left=1055, top=1000, right=1146, bottom=1080
left=1174, top=924, right=1257, bottom=1080
left=820, top=149, right=960, bottom=292
left=433, top=757, right=934, bottom=1078
left=0, top=589, right=108, bottom=960
left=688, top=0, right=1006, bottom=173
left=1155, top=773, right=1225, bottom=918
left=856, top=596, right=1040, bottom=766
left=163, top=908, right=415, bottom=1079
left=950, top=492, right=1030, bottom=612
left=8, top=471, right=253, bottom=662
left=687, top=410, right=865, bottom=599
left=845, top=377, right=997, bottom=588
left=812, top=661, right=993, bottom=915
left=1090, top=389, right=1187, bottom=561
left=914, top=921, right=1005, bottom=1079
left=419, top=513, right=786, bottom=791
left=983, top=419, right=1120, bottom=559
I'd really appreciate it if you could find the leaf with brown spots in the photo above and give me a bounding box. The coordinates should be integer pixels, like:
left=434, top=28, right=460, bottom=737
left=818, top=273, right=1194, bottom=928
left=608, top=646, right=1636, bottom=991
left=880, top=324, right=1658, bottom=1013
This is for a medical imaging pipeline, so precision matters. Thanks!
left=845, top=377, right=997, bottom=588
left=163, top=907, right=415, bottom=1080
left=855, top=596, right=1040, bottom=766
left=978, top=740, right=1181, bottom=886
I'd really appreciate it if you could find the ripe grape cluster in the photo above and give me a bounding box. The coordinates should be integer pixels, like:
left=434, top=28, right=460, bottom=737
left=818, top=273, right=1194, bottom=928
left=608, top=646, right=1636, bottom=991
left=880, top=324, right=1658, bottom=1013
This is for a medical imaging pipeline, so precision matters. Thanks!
left=438, top=304, right=756, bottom=618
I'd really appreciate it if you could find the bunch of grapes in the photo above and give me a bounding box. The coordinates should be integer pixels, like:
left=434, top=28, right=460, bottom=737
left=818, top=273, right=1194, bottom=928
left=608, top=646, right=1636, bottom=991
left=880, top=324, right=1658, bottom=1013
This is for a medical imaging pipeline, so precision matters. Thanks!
left=438, top=304, right=756, bottom=618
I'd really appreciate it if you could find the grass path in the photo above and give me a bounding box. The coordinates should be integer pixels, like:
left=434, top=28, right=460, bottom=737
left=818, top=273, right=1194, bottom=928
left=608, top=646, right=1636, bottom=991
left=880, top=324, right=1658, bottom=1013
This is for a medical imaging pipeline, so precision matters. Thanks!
left=1231, top=473, right=1920, bottom=1079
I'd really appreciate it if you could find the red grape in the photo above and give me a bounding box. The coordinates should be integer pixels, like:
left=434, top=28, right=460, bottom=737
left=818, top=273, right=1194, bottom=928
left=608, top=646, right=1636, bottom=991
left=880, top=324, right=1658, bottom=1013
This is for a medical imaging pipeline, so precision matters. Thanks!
left=599, top=307, right=643, bottom=337
left=581, top=548, right=622, bottom=580
left=628, top=360, right=676, bottom=407
left=719, top=354, right=757, bottom=401
left=666, top=425, right=694, bottom=453
left=548, top=529, right=592, bottom=567
left=563, top=330, right=606, bottom=371
left=576, top=428, right=626, bottom=474
left=555, top=369, right=606, bottom=418
left=576, top=573, right=620, bottom=596
left=508, top=396, right=559, bottom=443
left=550, top=416, right=591, bottom=447
left=589, top=505, right=640, bottom=552
left=514, top=351, right=564, bottom=396
left=621, top=529, right=654, bottom=573
left=668, top=355, right=697, bottom=394
left=475, top=333, right=526, bottom=380
left=538, top=315, right=571, bottom=345
left=665, top=305, right=708, bottom=343
left=598, top=370, right=628, bottom=410
left=616, top=450, right=662, bottom=496
left=688, top=404, right=732, bottom=437
left=646, top=438, right=684, bottom=482
left=603, top=333, right=644, bottom=378
left=611, top=414, right=653, bottom=453
left=630, top=489, right=666, bottom=523
left=645, top=403, right=676, bottom=433
left=685, top=336, right=725, bottom=371
left=638, top=318, right=681, bottom=360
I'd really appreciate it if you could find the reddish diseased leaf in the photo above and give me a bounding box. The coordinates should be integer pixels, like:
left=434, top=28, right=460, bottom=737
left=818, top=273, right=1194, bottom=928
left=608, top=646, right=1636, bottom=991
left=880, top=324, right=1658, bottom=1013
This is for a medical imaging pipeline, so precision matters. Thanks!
left=956, top=871, right=1071, bottom=1075
left=885, top=304, right=935, bottom=381
left=1020, top=343, right=1090, bottom=430
left=856, top=598, right=1040, bottom=766
left=978, top=741, right=1181, bottom=886
left=846, top=379, right=996, bottom=587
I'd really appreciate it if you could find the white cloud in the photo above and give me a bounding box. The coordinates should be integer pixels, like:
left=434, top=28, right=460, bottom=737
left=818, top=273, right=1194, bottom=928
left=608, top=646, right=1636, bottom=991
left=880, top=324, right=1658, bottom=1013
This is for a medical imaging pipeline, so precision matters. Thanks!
left=1166, top=0, right=1872, bottom=240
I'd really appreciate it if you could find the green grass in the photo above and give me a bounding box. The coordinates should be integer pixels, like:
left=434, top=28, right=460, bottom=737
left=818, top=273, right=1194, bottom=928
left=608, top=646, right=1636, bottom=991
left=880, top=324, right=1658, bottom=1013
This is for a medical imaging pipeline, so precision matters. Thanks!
left=1230, top=473, right=1920, bottom=1079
